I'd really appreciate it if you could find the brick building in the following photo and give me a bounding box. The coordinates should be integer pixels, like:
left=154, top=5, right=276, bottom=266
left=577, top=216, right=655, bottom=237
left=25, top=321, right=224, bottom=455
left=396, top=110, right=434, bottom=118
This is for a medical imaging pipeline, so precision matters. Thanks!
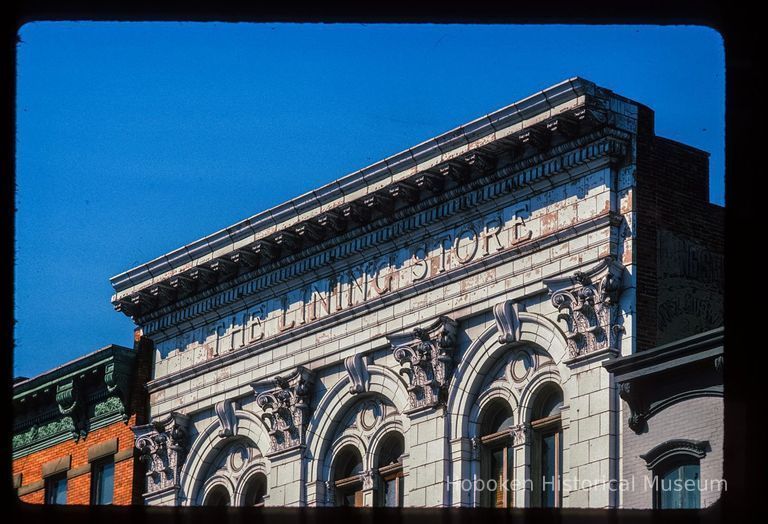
left=12, top=335, right=152, bottom=504
left=108, top=78, right=724, bottom=508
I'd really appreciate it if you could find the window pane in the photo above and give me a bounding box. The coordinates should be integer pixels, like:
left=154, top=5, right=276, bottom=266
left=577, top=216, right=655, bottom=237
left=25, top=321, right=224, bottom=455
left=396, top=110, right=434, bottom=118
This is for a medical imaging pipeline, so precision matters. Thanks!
left=659, top=463, right=700, bottom=509
left=50, top=477, right=67, bottom=504
left=541, top=433, right=559, bottom=507
left=384, top=478, right=398, bottom=507
left=96, top=461, right=114, bottom=505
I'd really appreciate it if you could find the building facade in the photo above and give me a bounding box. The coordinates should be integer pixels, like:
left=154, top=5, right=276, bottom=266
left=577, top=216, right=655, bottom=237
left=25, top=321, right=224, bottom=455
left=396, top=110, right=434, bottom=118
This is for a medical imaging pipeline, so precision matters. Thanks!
left=12, top=336, right=152, bottom=505
left=109, top=78, right=724, bottom=508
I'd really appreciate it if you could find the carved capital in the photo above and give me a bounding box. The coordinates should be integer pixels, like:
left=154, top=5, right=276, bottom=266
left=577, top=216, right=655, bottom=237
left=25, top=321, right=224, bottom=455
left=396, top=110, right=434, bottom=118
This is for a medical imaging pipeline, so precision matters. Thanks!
left=511, top=423, right=530, bottom=446
left=361, top=468, right=377, bottom=491
left=252, top=366, right=315, bottom=456
left=544, top=257, right=625, bottom=360
left=132, top=412, right=190, bottom=495
left=493, top=299, right=522, bottom=345
left=388, top=316, right=458, bottom=414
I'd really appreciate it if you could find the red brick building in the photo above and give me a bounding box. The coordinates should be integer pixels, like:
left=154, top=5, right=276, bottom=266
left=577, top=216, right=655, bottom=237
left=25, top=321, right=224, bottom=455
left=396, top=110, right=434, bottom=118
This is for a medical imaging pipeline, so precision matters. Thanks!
left=13, top=334, right=151, bottom=505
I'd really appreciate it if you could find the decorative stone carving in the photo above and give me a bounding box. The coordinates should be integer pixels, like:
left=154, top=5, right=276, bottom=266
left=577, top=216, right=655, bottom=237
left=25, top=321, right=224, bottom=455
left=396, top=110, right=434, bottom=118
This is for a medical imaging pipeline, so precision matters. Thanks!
left=493, top=299, right=522, bottom=345
left=511, top=423, right=530, bottom=446
left=388, top=316, right=459, bottom=413
left=617, top=381, right=647, bottom=433
left=361, top=468, right=377, bottom=490
left=344, top=353, right=370, bottom=395
left=56, top=380, right=87, bottom=441
left=324, top=480, right=335, bottom=505
left=470, top=436, right=481, bottom=461
left=714, top=355, right=724, bottom=375
left=544, top=257, right=625, bottom=359
left=639, top=439, right=709, bottom=470
left=104, top=360, right=131, bottom=421
left=133, top=412, right=190, bottom=495
left=252, top=366, right=315, bottom=456
left=215, top=399, right=238, bottom=438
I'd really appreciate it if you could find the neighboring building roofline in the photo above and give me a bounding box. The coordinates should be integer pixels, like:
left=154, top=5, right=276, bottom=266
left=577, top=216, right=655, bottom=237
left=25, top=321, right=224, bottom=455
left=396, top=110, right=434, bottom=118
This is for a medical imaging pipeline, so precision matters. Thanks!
left=13, top=343, right=134, bottom=399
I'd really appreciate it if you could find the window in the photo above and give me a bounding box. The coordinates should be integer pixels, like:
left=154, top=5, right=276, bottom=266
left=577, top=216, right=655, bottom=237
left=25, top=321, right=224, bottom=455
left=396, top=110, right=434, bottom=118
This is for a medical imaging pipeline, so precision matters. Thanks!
left=476, top=399, right=515, bottom=508
left=333, top=446, right=364, bottom=507
left=203, top=485, right=231, bottom=506
left=376, top=432, right=405, bottom=507
left=640, top=439, right=708, bottom=510
left=45, top=473, right=67, bottom=505
left=655, top=459, right=700, bottom=509
left=90, top=458, right=115, bottom=505
left=531, top=386, right=563, bottom=508
left=242, top=473, right=267, bottom=507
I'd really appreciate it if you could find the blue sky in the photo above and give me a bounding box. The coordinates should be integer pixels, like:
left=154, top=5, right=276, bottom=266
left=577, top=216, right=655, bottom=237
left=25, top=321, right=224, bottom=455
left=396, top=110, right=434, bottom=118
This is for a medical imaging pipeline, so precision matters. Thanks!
left=14, top=23, right=724, bottom=378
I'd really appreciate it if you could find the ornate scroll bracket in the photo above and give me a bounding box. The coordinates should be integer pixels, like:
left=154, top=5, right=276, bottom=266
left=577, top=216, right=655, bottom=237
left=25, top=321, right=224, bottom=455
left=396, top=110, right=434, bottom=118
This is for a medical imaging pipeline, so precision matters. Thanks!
left=344, top=353, right=370, bottom=395
left=544, top=257, right=625, bottom=361
left=104, top=360, right=132, bottom=422
left=493, top=299, right=522, bottom=345
left=56, top=380, right=87, bottom=441
left=252, top=366, right=315, bottom=456
left=618, top=381, right=648, bottom=434
left=388, top=316, right=459, bottom=414
left=215, top=399, right=238, bottom=438
left=132, top=412, right=190, bottom=495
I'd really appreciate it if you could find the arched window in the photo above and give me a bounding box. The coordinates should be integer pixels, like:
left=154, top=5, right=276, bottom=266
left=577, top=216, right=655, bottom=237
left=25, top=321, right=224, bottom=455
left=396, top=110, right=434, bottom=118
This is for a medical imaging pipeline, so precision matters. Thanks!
left=531, top=385, right=563, bottom=508
left=640, top=439, right=708, bottom=509
left=376, top=432, right=405, bottom=507
left=241, top=472, right=268, bottom=507
left=332, top=445, right=364, bottom=507
left=203, top=485, right=231, bottom=506
left=479, top=399, right=515, bottom=508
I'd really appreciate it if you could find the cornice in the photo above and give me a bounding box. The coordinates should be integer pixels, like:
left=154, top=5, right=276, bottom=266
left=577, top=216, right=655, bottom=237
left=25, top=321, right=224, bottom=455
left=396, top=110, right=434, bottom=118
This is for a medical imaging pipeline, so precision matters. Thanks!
left=12, top=344, right=137, bottom=455
left=110, top=78, right=640, bottom=315
left=120, top=124, right=629, bottom=326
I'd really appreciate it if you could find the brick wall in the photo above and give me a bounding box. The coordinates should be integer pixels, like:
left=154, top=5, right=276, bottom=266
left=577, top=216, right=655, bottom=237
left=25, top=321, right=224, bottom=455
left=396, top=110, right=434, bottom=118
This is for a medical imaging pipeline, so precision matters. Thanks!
left=635, top=107, right=725, bottom=350
left=622, top=396, right=724, bottom=509
left=14, top=415, right=139, bottom=504
left=14, top=332, right=153, bottom=505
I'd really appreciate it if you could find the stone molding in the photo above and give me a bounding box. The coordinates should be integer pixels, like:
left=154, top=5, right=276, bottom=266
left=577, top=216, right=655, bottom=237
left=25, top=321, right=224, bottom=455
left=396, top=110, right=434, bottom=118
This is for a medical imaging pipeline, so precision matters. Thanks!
left=388, top=316, right=458, bottom=414
left=639, top=439, right=709, bottom=470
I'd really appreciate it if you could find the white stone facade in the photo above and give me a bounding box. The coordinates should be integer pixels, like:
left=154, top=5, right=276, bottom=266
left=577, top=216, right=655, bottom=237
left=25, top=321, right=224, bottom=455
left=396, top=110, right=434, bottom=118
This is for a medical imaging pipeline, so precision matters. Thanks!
left=112, top=78, right=719, bottom=508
